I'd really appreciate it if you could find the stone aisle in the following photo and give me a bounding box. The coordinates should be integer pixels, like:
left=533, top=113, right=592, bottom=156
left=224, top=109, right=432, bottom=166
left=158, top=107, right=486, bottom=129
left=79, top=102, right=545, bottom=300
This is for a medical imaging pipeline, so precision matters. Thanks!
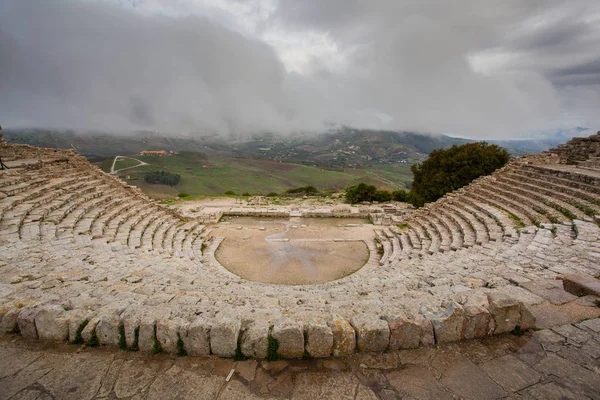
left=1, top=318, right=599, bottom=400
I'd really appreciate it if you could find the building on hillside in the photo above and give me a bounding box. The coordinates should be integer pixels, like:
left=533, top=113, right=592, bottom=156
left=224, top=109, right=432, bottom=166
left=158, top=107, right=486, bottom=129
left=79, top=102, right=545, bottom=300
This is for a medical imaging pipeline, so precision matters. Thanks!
left=140, top=150, right=167, bottom=156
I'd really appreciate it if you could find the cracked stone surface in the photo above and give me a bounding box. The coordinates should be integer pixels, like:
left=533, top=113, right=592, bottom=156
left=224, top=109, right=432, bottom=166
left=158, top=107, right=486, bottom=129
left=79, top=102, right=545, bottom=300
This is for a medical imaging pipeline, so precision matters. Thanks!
left=0, top=317, right=599, bottom=399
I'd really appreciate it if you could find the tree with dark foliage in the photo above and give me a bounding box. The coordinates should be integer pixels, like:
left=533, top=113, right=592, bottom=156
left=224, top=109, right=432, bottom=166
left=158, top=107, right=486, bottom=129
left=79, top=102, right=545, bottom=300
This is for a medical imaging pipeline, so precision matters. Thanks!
left=144, top=170, right=181, bottom=187
left=409, top=142, right=510, bottom=207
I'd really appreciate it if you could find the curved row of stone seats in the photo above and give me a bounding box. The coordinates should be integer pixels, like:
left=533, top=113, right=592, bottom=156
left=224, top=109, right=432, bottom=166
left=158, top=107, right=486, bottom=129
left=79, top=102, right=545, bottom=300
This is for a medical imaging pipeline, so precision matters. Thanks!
left=577, top=156, right=600, bottom=171
left=506, top=169, right=600, bottom=217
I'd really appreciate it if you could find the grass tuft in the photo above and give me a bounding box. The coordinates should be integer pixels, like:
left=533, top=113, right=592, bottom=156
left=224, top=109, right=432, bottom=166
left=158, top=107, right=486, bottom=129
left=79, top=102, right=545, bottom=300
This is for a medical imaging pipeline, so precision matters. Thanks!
left=118, top=324, right=127, bottom=350
left=266, top=326, right=281, bottom=361
left=71, top=319, right=89, bottom=345
left=87, top=329, right=100, bottom=347
left=233, top=337, right=248, bottom=361
left=129, top=326, right=140, bottom=351
left=152, top=324, right=163, bottom=355
left=511, top=325, right=526, bottom=337
left=176, top=334, right=188, bottom=357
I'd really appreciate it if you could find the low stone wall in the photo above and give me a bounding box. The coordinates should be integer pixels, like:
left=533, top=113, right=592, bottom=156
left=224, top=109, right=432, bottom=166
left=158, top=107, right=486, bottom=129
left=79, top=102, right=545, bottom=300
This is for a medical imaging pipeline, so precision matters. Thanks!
left=0, top=288, right=536, bottom=359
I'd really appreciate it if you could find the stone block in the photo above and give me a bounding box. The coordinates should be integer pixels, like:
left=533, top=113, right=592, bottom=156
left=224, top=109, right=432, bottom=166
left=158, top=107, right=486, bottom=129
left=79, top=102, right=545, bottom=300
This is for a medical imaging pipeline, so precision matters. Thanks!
left=182, top=317, right=211, bottom=356
left=387, top=315, right=421, bottom=350
left=305, top=320, right=333, bottom=358
left=67, top=310, right=91, bottom=343
left=35, top=305, right=69, bottom=342
left=487, top=292, right=520, bottom=334
left=419, top=317, right=435, bottom=346
left=424, top=302, right=465, bottom=344
left=271, top=319, right=304, bottom=358
left=460, top=292, right=493, bottom=339
left=96, top=313, right=121, bottom=346
left=156, top=319, right=182, bottom=354
left=17, top=308, right=38, bottom=339
left=560, top=274, right=600, bottom=297
left=120, top=310, right=141, bottom=349
left=81, top=317, right=99, bottom=344
left=519, top=302, right=536, bottom=330
left=0, top=308, right=19, bottom=333
left=210, top=317, right=241, bottom=357
left=241, top=322, right=269, bottom=359
left=350, top=314, right=390, bottom=352
left=138, top=317, right=157, bottom=352
left=327, top=316, right=356, bottom=356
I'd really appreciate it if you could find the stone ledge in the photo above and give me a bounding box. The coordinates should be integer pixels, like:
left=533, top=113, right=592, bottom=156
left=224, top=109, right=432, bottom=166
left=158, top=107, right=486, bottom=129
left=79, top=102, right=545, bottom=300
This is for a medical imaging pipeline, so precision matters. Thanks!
left=0, top=288, right=537, bottom=359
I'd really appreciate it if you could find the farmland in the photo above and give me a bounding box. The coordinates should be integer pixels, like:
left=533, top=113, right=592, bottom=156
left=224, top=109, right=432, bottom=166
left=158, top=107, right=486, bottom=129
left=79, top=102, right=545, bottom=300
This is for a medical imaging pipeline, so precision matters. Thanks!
left=99, top=151, right=412, bottom=198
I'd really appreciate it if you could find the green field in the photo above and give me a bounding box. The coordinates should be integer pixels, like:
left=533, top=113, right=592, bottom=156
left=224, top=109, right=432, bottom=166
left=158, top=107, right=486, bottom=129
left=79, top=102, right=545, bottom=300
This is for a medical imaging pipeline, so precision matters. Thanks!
left=113, top=157, right=141, bottom=170
left=101, top=151, right=412, bottom=198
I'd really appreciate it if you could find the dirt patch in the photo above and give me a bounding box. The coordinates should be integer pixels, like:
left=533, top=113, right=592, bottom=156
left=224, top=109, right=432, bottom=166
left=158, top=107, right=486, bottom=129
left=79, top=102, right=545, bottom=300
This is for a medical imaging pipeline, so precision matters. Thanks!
left=214, top=217, right=374, bottom=285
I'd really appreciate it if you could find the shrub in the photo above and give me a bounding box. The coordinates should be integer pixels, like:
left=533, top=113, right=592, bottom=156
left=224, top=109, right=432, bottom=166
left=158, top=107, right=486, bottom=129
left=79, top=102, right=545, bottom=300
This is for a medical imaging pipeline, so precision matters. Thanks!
left=267, top=192, right=279, bottom=197
left=345, top=183, right=377, bottom=203
left=409, top=142, right=510, bottom=207
left=144, top=170, right=181, bottom=186
left=284, top=186, right=319, bottom=196
left=224, top=190, right=237, bottom=196
left=177, top=192, right=190, bottom=198
left=242, top=192, right=251, bottom=196
left=392, top=189, right=409, bottom=202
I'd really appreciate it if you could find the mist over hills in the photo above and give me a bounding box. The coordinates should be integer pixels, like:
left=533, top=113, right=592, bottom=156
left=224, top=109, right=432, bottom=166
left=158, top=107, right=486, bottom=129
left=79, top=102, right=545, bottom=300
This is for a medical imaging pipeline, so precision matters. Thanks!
left=2, top=127, right=576, bottom=167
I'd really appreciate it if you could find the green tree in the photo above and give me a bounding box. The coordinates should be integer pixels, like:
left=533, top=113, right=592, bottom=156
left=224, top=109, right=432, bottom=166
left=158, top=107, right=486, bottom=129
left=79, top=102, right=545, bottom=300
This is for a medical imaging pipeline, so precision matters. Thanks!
left=409, top=142, right=510, bottom=207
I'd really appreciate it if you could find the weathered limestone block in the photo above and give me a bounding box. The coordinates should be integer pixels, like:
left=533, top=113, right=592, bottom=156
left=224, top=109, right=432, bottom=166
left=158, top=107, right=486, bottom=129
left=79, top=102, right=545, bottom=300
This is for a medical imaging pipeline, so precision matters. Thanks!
left=387, top=314, right=421, bottom=350
left=328, top=316, right=356, bottom=356
left=68, top=310, right=93, bottom=343
left=419, top=317, right=435, bottom=346
left=120, top=310, right=141, bottom=348
left=241, top=322, right=269, bottom=359
left=0, top=308, right=20, bottom=333
left=17, top=308, right=38, bottom=339
left=487, top=292, right=521, bottom=334
left=460, top=292, right=493, bottom=340
left=210, top=317, right=241, bottom=357
left=35, top=305, right=69, bottom=342
left=560, top=274, right=600, bottom=297
left=138, top=317, right=157, bottom=352
left=424, top=302, right=465, bottom=344
left=271, top=318, right=304, bottom=358
left=81, top=317, right=100, bottom=344
left=519, top=302, right=536, bottom=330
left=350, top=314, right=390, bottom=352
left=305, top=318, right=333, bottom=358
left=182, top=317, right=211, bottom=356
left=96, top=313, right=122, bottom=346
left=156, top=319, right=182, bottom=354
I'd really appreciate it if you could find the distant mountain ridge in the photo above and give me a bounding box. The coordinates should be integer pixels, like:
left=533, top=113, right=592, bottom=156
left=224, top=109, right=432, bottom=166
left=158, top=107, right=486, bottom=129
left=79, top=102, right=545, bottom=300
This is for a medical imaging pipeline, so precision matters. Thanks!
left=2, top=127, right=581, bottom=166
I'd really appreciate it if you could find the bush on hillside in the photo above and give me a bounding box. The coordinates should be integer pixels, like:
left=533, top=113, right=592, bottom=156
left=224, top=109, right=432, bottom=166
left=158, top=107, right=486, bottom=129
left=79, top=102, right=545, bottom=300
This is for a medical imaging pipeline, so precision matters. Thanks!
left=392, top=189, right=409, bottom=202
left=224, top=190, right=237, bottom=196
left=177, top=192, right=190, bottom=198
left=144, top=170, right=181, bottom=187
left=345, top=183, right=394, bottom=204
left=409, top=142, right=510, bottom=207
left=285, top=186, right=318, bottom=196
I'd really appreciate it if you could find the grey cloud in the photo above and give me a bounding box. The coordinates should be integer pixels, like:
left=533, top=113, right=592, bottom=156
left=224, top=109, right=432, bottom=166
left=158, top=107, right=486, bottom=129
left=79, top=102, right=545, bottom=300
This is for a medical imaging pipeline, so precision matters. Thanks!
left=1, top=0, right=599, bottom=138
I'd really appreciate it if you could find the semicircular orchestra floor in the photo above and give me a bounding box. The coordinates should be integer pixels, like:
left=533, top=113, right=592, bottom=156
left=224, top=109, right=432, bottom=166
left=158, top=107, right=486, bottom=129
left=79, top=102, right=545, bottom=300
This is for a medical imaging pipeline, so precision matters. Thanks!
left=213, top=217, right=374, bottom=285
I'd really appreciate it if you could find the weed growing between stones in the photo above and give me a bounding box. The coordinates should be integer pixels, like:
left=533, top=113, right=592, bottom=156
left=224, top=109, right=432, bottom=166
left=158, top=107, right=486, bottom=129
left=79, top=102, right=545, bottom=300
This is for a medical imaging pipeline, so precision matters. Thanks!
left=152, top=324, right=163, bottom=355
left=396, top=223, right=409, bottom=230
left=551, top=226, right=558, bottom=236
left=532, top=220, right=541, bottom=228
left=596, top=299, right=600, bottom=308
left=234, top=337, right=248, bottom=361
left=302, top=350, right=312, bottom=360
left=508, top=213, right=526, bottom=228
left=71, top=319, right=89, bottom=344
left=176, top=334, right=188, bottom=357
left=10, top=323, right=20, bottom=335
left=266, top=327, right=281, bottom=361
left=87, top=329, right=100, bottom=347
left=129, top=326, right=139, bottom=351
left=118, top=325, right=127, bottom=350
left=511, top=325, right=525, bottom=336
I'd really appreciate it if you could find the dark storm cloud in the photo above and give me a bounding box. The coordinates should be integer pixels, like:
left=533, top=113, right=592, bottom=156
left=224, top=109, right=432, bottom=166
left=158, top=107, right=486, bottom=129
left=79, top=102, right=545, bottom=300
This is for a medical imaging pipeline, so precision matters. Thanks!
left=0, top=0, right=599, bottom=138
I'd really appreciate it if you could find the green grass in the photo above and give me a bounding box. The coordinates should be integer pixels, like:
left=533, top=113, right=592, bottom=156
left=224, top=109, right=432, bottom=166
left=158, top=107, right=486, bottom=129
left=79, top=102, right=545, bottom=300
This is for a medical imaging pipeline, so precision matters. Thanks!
left=266, top=328, right=281, bottom=361
left=71, top=319, right=89, bottom=345
left=117, top=151, right=412, bottom=199
left=507, top=213, right=526, bottom=228
left=113, top=157, right=141, bottom=170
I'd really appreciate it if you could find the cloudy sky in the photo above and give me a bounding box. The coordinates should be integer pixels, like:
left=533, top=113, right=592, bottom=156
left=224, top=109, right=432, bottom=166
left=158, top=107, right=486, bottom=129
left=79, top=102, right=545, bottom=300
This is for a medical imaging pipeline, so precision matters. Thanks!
left=1, top=0, right=599, bottom=139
